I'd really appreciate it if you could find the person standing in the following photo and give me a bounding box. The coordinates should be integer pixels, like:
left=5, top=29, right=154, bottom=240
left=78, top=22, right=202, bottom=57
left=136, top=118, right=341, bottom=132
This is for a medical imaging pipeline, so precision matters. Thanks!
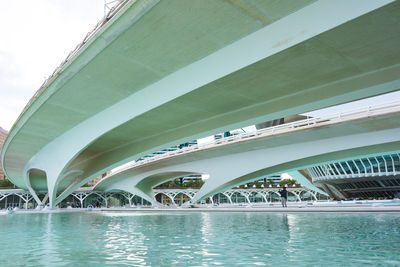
left=279, top=186, right=288, bottom=207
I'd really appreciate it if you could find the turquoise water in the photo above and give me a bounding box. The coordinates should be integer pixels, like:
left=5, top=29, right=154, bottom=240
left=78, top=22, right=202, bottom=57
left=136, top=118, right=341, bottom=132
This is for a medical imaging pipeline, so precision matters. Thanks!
left=0, top=212, right=400, bottom=266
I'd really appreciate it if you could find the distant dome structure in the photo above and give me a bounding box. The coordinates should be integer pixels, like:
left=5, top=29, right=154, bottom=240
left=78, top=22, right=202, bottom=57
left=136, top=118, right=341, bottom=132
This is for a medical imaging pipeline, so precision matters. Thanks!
left=304, top=153, right=400, bottom=200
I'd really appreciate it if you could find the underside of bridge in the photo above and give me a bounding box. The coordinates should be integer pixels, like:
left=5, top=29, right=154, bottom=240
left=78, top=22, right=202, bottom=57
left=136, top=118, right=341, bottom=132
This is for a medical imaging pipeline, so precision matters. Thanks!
left=1, top=0, right=400, bottom=207
left=94, top=111, right=400, bottom=205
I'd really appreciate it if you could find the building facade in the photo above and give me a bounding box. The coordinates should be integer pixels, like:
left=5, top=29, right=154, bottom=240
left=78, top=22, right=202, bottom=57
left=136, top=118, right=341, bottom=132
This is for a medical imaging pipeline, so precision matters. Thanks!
left=0, top=127, right=8, bottom=180
left=305, top=153, right=400, bottom=200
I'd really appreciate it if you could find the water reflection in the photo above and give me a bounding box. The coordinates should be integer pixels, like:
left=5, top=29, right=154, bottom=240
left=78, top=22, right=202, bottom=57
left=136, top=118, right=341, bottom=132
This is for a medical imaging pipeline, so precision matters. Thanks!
left=0, top=212, right=399, bottom=266
left=103, top=215, right=148, bottom=264
left=40, top=213, right=59, bottom=266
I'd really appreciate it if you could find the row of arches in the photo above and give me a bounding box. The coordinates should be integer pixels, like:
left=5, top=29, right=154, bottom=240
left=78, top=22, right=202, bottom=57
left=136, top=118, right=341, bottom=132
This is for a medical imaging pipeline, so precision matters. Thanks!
left=307, top=153, right=400, bottom=181
left=0, top=192, right=33, bottom=209
left=0, top=191, right=150, bottom=209
left=0, top=188, right=328, bottom=209
left=153, top=189, right=328, bottom=206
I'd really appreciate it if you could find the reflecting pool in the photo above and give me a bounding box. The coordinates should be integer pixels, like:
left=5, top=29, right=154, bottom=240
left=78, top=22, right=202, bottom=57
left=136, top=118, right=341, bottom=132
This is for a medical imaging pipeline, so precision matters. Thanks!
left=0, top=212, right=399, bottom=266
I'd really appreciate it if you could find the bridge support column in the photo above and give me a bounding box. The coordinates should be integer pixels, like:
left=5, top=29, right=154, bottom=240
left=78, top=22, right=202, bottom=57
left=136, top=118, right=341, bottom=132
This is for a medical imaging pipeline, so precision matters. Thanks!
left=286, top=170, right=327, bottom=196
left=23, top=170, right=44, bottom=206
left=47, top=174, right=58, bottom=208
left=105, top=185, right=159, bottom=207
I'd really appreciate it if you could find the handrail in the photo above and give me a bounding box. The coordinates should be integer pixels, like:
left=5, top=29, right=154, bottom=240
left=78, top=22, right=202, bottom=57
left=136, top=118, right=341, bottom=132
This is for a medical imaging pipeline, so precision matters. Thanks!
left=103, top=100, right=400, bottom=179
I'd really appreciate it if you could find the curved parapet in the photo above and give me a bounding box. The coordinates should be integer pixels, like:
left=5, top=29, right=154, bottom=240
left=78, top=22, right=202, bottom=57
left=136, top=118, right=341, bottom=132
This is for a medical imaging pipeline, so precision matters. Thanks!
left=1, top=0, right=399, bottom=207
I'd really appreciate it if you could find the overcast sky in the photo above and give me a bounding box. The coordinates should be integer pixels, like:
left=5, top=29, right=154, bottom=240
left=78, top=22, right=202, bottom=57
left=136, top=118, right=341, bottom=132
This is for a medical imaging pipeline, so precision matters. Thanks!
left=0, top=0, right=103, bottom=131
left=0, top=1, right=399, bottom=131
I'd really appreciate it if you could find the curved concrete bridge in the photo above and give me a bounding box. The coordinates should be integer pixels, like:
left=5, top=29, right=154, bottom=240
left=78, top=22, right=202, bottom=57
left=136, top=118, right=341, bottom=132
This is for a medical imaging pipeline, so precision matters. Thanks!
left=1, top=0, right=400, bottom=207
left=94, top=104, right=400, bottom=205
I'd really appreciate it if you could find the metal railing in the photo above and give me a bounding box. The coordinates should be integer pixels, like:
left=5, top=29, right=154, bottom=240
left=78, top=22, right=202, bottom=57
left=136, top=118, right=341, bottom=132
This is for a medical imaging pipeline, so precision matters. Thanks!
left=107, top=100, right=400, bottom=177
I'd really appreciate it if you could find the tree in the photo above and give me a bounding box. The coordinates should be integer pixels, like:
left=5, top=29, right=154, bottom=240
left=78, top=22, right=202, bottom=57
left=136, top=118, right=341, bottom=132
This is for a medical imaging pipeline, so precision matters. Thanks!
left=0, top=179, right=16, bottom=188
left=280, top=179, right=299, bottom=187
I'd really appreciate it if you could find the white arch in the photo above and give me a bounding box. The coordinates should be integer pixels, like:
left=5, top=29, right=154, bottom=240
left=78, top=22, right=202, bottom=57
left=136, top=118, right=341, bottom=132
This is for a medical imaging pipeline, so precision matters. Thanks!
left=71, top=192, right=91, bottom=208
left=221, top=192, right=233, bottom=205
left=231, top=190, right=251, bottom=204
left=89, top=192, right=113, bottom=207
left=287, top=191, right=301, bottom=202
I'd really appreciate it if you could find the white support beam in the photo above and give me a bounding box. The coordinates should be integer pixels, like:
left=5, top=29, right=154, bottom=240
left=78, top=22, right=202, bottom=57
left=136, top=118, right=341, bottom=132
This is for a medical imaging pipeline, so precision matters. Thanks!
left=352, top=160, right=361, bottom=176
left=397, top=154, right=400, bottom=172
left=359, top=159, right=368, bottom=176
left=344, top=161, right=355, bottom=178
left=333, top=164, right=340, bottom=178
left=382, top=156, right=389, bottom=175
left=366, top=158, right=375, bottom=176
left=374, top=157, right=382, bottom=176
left=390, top=155, right=396, bottom=175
